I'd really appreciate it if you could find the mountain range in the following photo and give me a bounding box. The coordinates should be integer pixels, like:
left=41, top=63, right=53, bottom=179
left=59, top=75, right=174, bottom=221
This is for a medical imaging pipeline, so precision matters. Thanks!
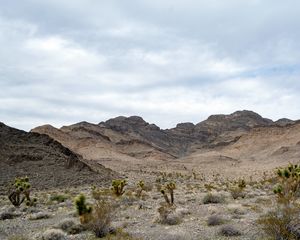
left=1, top=110, right=299, bottom=192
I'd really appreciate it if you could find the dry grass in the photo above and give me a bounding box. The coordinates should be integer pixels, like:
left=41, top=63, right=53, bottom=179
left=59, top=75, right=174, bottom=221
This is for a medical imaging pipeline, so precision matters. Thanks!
left=85, top=199, right=113, bottom=238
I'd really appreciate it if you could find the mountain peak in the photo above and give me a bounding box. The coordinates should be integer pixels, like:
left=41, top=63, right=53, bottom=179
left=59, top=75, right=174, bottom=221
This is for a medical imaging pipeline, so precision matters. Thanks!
left=104, top=116, right=148, bottom=128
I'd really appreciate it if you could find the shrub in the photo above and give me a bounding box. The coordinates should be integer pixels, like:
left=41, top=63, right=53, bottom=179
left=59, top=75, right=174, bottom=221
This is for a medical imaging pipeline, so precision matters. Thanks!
left=257, top=163, right=300, bottom=239
left=57, top=218, right=85, bottom=234
left=207, top=215, right=225, bottom=226
left=86, top=199, right=113, bottom=238
left=257, top=204, right=300, bottom=240
left=230, top=187, right=246, bottom=199
left=219, top=225, right=242, bottom=236
left=157, top=204, right=181, bottom=225
left=203, top=193, right=225, bottom=204
left=50, top=194, right=68, bottom=203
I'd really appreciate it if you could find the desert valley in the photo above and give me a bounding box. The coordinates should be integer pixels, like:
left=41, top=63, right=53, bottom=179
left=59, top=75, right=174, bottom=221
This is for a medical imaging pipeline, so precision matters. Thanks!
left=1, top=110, right=300, bottom=240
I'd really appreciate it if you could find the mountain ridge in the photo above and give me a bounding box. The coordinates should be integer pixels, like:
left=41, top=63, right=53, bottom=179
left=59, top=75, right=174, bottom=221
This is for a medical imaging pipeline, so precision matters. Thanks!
left=31, top=110, right=297, bottom=164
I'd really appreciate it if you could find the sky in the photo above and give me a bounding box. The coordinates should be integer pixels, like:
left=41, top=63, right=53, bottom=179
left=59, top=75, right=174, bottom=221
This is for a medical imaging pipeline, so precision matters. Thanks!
left=1, top=0, right=300, bottom=131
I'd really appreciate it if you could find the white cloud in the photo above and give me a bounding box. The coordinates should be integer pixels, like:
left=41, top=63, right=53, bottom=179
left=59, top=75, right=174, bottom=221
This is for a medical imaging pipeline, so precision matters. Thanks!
left=0, top=1, right=300, bottom=130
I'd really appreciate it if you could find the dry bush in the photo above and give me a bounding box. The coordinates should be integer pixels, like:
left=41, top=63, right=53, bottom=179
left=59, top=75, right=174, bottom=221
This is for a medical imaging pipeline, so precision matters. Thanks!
left=257, top=204, right=300, bottom=240
left=85, top=199, right=114, bottom=238
left=207, top=215, right=225, bottom=226
left=219, top=225, right=242, bottom=237
left=157, top=204, right=181, bottom=225
left=203, top=193, right=225, bottom=204
left=230, top=187, right=246, bottom=199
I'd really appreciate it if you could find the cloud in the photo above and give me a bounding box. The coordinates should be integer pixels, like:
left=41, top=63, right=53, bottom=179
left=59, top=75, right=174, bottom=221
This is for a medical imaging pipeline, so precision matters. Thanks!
left=0, top=1, right=300, bottom=131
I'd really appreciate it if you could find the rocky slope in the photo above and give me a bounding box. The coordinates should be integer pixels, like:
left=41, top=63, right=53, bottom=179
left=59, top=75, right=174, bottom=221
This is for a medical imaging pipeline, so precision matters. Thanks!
left=0, top=122, right=115, bottom=194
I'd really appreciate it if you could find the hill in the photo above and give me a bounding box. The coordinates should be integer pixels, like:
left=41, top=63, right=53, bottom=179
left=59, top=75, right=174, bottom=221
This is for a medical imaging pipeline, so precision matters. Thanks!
left=0, top=122, right=115, bottom=194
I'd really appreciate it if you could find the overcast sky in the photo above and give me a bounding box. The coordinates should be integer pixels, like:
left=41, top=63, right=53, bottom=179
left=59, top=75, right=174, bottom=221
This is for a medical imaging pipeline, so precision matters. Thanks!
left=1, top=0, right=300, bottom=131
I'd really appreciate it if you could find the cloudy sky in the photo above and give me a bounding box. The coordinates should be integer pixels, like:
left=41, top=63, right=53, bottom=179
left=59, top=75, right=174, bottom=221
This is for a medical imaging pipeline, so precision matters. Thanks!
left=1, top=0, right=300, bottom=131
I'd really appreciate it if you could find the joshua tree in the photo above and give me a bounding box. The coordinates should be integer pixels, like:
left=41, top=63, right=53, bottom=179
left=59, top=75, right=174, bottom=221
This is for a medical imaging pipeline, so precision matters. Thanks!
left=8, top=177, right=36, bottom=207
left=111, top=179, right=127, bottom=196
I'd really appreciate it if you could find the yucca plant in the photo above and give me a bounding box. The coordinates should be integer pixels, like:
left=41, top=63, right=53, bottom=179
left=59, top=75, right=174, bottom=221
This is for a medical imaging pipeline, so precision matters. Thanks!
left=75, top=194, right=92, bottom=224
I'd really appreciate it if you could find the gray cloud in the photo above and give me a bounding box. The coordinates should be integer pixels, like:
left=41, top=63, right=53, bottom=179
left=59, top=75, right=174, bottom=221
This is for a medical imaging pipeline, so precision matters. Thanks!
left=0, top=1, right=300, bottom=131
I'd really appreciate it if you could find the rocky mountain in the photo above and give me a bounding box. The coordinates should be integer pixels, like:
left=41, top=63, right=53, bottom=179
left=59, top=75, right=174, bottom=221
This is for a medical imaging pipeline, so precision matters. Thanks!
left=0, top=122, right=115, bottom=194
left=31, top=110, right=286, bottom=163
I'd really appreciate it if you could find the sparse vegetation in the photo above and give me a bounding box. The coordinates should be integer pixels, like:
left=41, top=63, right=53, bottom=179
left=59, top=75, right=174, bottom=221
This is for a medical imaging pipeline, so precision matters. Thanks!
left=160, top=181, right=176, bottom=206
left=50, top=194, right=68, bottom=203
left=111, top=179, right=127, bottom=196
left=257, top=163, right=300, bottom=239
left=219, top=225, right=242, bottom=237
left=207, top=215, right=225, bottom=226
left=203, top=193, right=225, bottom=204
left=85, top=199, right=113, bottom=238
left=8, top=177, right=37, bottom=207
left=75, top=194, right=92, bottom=224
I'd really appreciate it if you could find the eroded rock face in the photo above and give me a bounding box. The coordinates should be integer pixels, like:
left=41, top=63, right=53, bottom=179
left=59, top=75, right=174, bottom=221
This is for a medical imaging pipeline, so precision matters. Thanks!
left=0, top=123, right=114, bottom=194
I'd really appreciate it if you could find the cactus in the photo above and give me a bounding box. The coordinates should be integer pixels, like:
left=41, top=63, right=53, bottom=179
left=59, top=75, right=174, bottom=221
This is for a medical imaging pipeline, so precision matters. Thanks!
left=111, top=179, right=127, bottom=196
left=8, top=176, right=35, bottom=207
left=75, top=194, right=92, bottom=224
